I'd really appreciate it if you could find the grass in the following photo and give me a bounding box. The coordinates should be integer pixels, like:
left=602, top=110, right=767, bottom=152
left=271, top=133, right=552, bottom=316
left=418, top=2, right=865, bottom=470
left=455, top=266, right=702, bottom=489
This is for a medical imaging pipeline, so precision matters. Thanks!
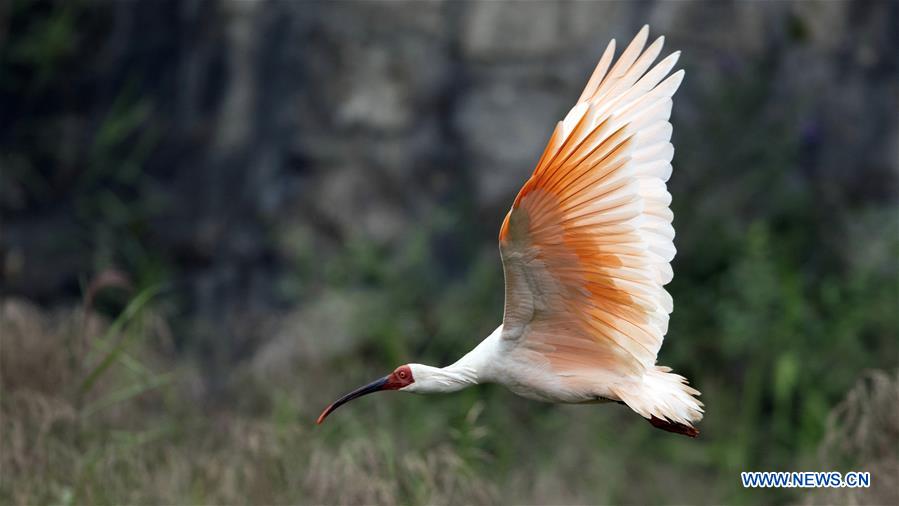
left=2, top=292, right=897, bottom=505
left=1, top=2, right=897, bottom=504
left=0, top=294, right=495, bottom=505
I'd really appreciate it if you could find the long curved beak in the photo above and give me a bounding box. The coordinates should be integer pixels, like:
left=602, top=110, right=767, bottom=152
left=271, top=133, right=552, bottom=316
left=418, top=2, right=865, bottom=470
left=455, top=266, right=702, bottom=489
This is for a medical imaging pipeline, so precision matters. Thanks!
left=316, top=376, right=389, bottom=424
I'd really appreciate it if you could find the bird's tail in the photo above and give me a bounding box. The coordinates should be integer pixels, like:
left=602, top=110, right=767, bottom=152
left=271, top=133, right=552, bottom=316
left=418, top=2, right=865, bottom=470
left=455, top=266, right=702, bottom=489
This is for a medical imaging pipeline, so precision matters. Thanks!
left=612, top=366, right=704, bottom=437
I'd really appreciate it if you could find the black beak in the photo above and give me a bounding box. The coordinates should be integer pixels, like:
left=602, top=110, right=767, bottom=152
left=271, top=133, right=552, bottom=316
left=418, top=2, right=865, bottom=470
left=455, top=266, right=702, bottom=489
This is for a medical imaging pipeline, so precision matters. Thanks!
left=316, top=376, right=389, bottom=424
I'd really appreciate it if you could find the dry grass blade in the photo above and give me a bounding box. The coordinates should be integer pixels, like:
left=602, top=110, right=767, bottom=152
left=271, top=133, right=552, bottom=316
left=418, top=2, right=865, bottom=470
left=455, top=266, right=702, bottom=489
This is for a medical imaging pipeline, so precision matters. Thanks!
left=80, top=372, right=175, bottom=418
left=802, top=369, right=899, bottom=506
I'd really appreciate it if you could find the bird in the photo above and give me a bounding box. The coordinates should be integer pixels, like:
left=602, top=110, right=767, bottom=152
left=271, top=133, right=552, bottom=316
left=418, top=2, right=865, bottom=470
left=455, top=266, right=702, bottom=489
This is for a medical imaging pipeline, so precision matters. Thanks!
left=316, top=25, right=704, bottom=437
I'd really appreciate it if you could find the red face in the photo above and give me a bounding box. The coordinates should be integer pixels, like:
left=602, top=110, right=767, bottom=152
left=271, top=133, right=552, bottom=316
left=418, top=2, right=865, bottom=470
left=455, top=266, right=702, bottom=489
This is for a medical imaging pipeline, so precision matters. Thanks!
left=315, top=364, right=415, bottom=424
left=384, top=365, right=415, bottom=390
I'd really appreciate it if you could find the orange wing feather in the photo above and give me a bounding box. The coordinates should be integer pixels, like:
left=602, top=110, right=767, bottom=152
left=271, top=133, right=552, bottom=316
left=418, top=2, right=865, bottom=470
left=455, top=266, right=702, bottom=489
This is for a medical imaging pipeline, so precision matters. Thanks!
left=499, top=26, right=683, bottom=382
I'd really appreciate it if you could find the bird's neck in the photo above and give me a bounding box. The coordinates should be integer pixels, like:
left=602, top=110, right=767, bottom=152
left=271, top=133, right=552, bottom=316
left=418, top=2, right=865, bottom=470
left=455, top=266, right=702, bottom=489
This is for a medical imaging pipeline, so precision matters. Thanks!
left=429, top=362, right=479, bottom=392
left=414, top=325, right=502, bottom=393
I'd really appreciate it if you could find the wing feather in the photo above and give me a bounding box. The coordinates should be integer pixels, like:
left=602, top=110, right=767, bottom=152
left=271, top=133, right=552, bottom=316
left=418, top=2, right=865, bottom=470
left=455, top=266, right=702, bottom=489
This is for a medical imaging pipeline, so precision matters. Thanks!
left=499, top=26, right=682, bottom=382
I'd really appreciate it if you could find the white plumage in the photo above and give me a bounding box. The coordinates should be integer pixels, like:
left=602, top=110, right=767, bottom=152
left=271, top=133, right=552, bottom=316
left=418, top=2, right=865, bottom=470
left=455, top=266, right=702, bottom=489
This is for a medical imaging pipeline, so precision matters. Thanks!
left=318, top=26, right=703, bottom=437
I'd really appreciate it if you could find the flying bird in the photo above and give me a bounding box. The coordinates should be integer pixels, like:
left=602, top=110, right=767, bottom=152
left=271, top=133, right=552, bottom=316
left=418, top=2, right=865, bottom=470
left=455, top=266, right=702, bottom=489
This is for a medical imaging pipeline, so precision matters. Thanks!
left=317, top=26, right=703, bottom=437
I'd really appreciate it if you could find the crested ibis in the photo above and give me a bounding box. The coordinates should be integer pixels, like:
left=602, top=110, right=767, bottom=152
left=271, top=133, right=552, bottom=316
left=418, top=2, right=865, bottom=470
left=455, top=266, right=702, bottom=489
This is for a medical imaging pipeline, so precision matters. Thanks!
left=317, top=26, right=703, bottom=437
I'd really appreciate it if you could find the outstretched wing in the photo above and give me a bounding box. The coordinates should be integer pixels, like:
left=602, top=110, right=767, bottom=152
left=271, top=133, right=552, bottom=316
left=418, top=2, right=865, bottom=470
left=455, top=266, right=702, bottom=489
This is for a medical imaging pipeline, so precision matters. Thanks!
left=499, top=26, right=682, bottom=381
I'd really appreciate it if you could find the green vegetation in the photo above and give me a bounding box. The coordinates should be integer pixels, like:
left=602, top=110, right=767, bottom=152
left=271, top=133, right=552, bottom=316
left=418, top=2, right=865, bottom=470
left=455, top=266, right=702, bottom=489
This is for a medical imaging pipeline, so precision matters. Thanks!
left=1, top=264, right=896, bottom=506
left=2, top=205, right=896, bottom=504
left=1, top=1, right=897, bottom=505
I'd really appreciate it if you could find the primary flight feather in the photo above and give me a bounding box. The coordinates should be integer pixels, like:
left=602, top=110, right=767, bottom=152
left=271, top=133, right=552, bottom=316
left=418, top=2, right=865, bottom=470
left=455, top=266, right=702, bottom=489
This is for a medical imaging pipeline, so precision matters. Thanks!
left=317, top=26, right=704, bottom=437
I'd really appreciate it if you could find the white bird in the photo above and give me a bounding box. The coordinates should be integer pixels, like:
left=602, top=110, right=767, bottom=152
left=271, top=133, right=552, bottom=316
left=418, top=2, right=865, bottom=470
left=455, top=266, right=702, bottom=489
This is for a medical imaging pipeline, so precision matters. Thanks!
left=317, top=26, right=703, bottom=437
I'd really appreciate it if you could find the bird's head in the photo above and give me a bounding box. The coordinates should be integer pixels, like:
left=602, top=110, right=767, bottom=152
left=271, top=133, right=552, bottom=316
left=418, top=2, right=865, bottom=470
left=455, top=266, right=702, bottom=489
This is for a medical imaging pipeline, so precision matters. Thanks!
left=315, top=364, right=416, bottom=424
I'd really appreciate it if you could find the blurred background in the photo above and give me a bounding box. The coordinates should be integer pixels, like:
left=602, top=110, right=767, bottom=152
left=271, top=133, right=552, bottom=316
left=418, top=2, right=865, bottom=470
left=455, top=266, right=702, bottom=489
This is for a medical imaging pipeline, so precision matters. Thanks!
left=1, top=1, right=897, bottom=504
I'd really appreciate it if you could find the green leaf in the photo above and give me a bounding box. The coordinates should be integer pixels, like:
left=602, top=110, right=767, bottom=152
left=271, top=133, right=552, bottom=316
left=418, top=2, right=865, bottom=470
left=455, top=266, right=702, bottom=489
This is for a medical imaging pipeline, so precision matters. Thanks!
left=79, top=284, right=162, bottom=398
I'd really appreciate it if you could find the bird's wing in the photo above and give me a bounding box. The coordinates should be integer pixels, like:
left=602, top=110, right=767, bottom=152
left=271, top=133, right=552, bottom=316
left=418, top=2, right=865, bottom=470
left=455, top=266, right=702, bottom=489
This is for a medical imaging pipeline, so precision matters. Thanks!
left=498, top=26, right=682, bottom=380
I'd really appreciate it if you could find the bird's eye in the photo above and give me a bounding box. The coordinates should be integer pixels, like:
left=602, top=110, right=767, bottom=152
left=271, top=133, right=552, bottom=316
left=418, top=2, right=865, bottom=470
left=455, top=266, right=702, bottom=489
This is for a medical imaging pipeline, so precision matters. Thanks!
left=399, top=371, right=406, bottom=379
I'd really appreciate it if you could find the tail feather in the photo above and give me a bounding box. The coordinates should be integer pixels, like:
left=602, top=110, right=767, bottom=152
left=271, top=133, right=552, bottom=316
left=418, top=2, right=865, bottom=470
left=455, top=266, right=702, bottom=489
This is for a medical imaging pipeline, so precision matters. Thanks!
left=612, top=365, right=703, bottom=437
left=649, top=415, right=699, bottom=438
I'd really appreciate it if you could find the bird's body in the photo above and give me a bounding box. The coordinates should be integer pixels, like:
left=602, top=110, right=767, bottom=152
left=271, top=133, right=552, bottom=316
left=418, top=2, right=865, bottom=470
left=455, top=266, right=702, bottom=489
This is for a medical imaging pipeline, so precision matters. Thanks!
left=318, top=26, right=704, bottom=437
left=406, top=327, right=618, bottom=405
